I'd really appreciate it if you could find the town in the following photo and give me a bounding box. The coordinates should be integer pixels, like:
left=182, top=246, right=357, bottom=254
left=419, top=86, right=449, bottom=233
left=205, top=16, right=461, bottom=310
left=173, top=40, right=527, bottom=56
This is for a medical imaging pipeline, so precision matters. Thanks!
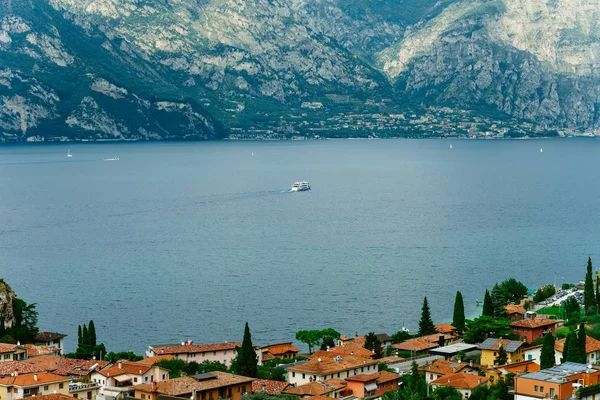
left=2, top=258, right=600, bottom=400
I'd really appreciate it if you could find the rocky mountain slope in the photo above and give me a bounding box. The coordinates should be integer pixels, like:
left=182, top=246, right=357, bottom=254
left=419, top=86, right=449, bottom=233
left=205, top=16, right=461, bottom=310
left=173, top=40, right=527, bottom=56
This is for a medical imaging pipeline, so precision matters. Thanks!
left=1, top=0, right=599, bottom=141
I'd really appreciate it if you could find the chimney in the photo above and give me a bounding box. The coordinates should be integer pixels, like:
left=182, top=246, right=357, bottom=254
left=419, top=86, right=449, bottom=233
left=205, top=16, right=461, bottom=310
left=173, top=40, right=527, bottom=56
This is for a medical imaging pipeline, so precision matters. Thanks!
left=14, top=371, right=18, bottom=377
left=192, top=388, right=197, bottom=400
left=118, top=362, right=122, bottom=369
left=34, top=373, right=38, bottom=382
left=470, top=360, right=473, bottom=367
left=152, top=382, right=158, bottom=392
left=478, top=378, right=481, bottom=384
left=452, top=367, right=456, bottom=373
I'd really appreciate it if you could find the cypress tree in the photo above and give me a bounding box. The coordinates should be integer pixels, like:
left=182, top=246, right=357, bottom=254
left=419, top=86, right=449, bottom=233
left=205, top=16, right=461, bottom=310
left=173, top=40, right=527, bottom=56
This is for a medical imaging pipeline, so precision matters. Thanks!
left=585, top=257, right=595, bottom=314
left=578, top=323, right=587, bottom=364
left=562, top=333, right=569, bottom=363
left=82, top=323, right=89, bottom=353
left=482, top=290, right=494, bottom=317
left=566, top=332, right=582, bottom=363
left=77, top=325, right=82, bottom=347
left=495, top=345, right=508, bottom=365
left=540, top=333, right=556, bottom=369
left=364, top=332, right=383, bottom=359
left=452, top=291, right=465, bottom=334
left=418, top=297, right=436, bottom=336
left=236, top=322, right=258, bottom=377
left=88, top=320, right=97, bottom=348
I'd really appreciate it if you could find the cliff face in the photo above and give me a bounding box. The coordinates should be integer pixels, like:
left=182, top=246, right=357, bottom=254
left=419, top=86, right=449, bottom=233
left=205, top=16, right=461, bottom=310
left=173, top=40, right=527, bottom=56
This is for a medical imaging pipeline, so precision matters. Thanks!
left=377, top=0, right=600, bottom=130
left=1, top=0, right=600, bottom=140
left=0, top=282, right=15, bottom=329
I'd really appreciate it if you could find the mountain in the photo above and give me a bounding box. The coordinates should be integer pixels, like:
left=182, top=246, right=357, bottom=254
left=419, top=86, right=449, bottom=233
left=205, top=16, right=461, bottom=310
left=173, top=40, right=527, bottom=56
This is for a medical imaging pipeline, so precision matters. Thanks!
left=1, top=0, right=599, bottom=141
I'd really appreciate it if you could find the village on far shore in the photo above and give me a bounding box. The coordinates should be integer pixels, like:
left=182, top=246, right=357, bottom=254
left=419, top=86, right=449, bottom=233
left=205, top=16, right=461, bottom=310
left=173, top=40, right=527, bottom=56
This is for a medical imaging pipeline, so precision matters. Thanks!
left=2, top=258, right=600, bottom=400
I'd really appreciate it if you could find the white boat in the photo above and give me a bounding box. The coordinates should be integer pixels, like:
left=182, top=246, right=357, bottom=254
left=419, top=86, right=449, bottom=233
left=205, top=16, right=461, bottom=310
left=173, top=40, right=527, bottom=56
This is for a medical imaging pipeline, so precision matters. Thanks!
left=291, top=181, right=311, bottom=191
left=540, top=148, right=543, bottom=153
left=67, top=149, right=73, bottom=158
left=450, top=144, right=453, bottom=149
left=103, top=157, right=119, bottom=161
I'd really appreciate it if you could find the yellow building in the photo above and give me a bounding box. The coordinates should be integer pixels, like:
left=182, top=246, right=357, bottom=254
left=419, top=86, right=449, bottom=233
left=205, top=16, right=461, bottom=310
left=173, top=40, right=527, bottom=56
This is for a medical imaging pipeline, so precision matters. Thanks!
left=478, top=338, right=525, bottom=367
left=0, top=372, right=71, bottom=400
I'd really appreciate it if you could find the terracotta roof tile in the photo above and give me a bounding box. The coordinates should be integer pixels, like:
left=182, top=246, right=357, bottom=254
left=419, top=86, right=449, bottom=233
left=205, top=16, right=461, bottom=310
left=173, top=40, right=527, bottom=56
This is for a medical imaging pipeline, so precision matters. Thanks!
left=133, top=355, right=174, bottom=366
left=555, top=335, right=600, bottom=354
left=305, top=396, right=334, bottom=400
left=346, top=371, right=400, bottom=384
left=135, top=371, right=254, bottom=396
left=24, top=344, right=61, bottom=357
left=54, top=357, right=109, bottom=376
left=151, top=342, right=248, bottom=355
left=287, top=356, right=378, bottom=375
left=0, top=372, right=71, bottom=387
left=35, top=332, right=68, bottom=342
left=22, top=356, right=62, bottom=372
left=431, top=373, right=489, bottom=389
left=97, top=362, right=152, bottom=377
left=261, top=343, right=300, bottom=356
left=505, top=305, right=526, bottom=315
left=283, top=382, right=334, bottom=396
left=378, top=356, right=407, bottom=364
left=251, top=379, right=291, bottom=395
left=311, top=345, right=374, bottom=360
left=510, top=318, right=559, bottom=329
left=0, top=344, right=19, bottom=354
left=376, top=371, right=402, bottom=384
left=29, top=394, right=78, bottom=400
left=419, top=360, right=472, bottom=375
left=435, top=324, right=456, bottom=334
left=392, top=339, right=439, bottom=352
left=0, top=361, right=43, bottom=377
left=322, top=379, right=347, bottom=390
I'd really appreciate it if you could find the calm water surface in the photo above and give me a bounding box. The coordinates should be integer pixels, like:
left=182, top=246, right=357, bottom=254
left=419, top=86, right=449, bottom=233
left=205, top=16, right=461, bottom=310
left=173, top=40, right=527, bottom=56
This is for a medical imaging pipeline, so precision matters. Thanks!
left=1, top=139, right=599, bottom=353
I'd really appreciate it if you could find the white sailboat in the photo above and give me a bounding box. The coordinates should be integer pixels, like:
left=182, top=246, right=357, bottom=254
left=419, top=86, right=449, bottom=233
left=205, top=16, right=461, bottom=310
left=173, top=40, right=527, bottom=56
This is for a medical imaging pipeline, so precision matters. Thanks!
left=450, top=144, right=453, bottom=149
left=67, top=149, right=73, bottom=158
left=540, top=148, right=544, bottom=153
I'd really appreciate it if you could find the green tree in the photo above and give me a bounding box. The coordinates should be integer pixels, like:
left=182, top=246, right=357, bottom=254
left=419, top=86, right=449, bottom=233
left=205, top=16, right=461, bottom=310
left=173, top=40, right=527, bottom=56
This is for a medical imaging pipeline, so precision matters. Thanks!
left=105, top=351, right=143, bottom=363
left=82, top=324, right=89, bottom=348
left=198, top=360, right=228, bottom=373
left=77, top=325, right=82, bottom=347
left=431, top=386, right=462, bottom=400
left=464, top=317, right=514, bottom=344
left=596, top=276, right=600, bottom=313
left=491, top=284, right=508, bottom=318
left=482, top=290, right=494, bottom=317
left=540, top=333, right=556, bottom=369
left=88, top=320, right=97, bottom=348
left=585, top=257, right=595, bottom=314
left=578, top=323, right=588, bottom=363
left=564, top=297, right=582, bottom=323
left=452, top=291, right=465, bottom=334
left=497, top=278, right=528, bottom=304
left=565, top=332, right=583, bottom=363
left=364, top=332, right=383, bottom=359
left=295, top=330, right=321, bottom=353
left=155, top=359, right=188, bottom=378
left=533, top=285, right=556, bottom=303
left=418, top=297, right=436, bottom=336
left=391, top=330, right=412, bottom=344
left=236, top=322, right=258, bottom=378
left=469, top=385, right=491, bottom=400
left=495, top=345, right=508, bottom=365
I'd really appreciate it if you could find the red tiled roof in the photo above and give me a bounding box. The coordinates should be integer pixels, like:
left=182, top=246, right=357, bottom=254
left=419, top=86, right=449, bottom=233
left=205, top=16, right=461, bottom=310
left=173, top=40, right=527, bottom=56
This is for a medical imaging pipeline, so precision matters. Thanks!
left=0, top=372, right=70, bottom=387
left=0, top=344, right=19, bottom=354
left=261, top=343, right=300, bottom=356
left=555, top=335, right=600, bottom=354
left=283, top=382, right=334, bottom=396
left=0, top=361, right=43, bottom=377
left=287, top=356, right=378, bottom=375
left=22, top=356, right=62, bottom=372
left=35, top=332, right=68, bottom=342
left=151, top=342, right=248, bottom=355
left=251, top=379, right=291, bottom=395
left=431, top=373, right=489, bottom=389
left=97, top=362, right=152, bottom=377
left=435, top=324, right=456, bottom=334
left=53, top=357, right=109, bottom=376
left=29, top=394, right=77, bottom=400
left=419, top=360, right=473, bottom=375
left=311, top=345, right=374, bottom=360
left=505, top=305, right=526, bottom=315
left=510, top=318, right=558, bottom=329
left=24, top=344, right=61, bottom=357
left=392, top=339, right=439, bottom=352
left=132, top=355, right=174, bottom=366
left=135, top=372, right=254, bottom=396
left=346, top=371, right=400, bottom=384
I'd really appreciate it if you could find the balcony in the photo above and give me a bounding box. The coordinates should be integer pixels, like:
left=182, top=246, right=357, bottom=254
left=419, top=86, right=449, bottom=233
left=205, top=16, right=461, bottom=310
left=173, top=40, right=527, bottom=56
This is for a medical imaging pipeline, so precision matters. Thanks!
left=70, top=383, right=100, bottom=393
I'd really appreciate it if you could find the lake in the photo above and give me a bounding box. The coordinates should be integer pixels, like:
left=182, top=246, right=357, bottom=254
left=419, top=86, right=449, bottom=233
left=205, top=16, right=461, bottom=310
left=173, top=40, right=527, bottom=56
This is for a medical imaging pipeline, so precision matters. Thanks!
left=1, top=138, right=599, bottom=353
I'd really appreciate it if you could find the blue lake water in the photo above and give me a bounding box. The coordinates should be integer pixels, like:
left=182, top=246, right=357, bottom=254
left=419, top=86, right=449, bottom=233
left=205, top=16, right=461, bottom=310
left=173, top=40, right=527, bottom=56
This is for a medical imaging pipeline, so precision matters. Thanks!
left=1, top=139, right=599, bottom=353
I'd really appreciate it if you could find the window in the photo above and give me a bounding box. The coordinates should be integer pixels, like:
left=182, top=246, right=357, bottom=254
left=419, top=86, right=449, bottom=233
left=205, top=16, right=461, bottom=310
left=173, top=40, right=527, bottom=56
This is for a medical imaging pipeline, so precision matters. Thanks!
left=464, top=393, right=468, bottom=398
left=540, top=387, right=544, bottom=393
left=494, top=352, right=497, bottom=356
left=550, top=388, right=555, bottom=398
left=74, top=395, right=78, bottom=399
left=313, top=376, right=316, bottom=381
left=59, top=383, right=64, bottom=389
left=87, top=392, right=92, bottom=400
left=134, top=377, right=138, bottom=383
left=361, top=367, right=364, bottom=372
left=145, top=377, right=148, bottom=382
left=534, top=385, right=538, bottom=392
left=228, top=388, right=232, bottom=398
left=337, top=373, right=340, bottom=378
left=213, top=351, right=217, bottom=356
left=44, top=386, right=49, bottom=391
left=142, top=395, right=146, bottom=399
left=292, top=372, right=295, bottom=378
left=430, top=374, right=433, bottom=380
left=202, top=352, right=206, bottom=357
left=242, top=386, right=247, bottom=394
left=302, top=374, right=305, bottom=379
left=224, top=351, right=227, bottom=355
left=528, top=355, right=532, bottom=360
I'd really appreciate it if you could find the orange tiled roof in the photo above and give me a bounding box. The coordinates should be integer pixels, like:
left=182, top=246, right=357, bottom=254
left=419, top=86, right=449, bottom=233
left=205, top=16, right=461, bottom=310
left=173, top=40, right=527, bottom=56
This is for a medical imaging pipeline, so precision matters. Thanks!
left=35, top=332, right=68, bottom=342
left=261, top=343, right=300, bottom=356
left=251, top=379, right=291, bottom=395
left=505, top=305, right=526, bottom=314
left=97, top=362, right=152, bottom=377
left=339, top=336, right=366, bottom=347
left=305, top=396, right=334, bottom=400
left=493, top=360, right=540, bottom=375
left=510, top=318, right=558, bottom=329
left=431, top=373, right=489, bottom=389
left=132, top=355, right=174, bottom=366
left=135, top=371, right=254, bottom=396
left=283, top=382, right=334, bottom=396
left=346, top=371, right=401, bottom=384
left=435, top=324, right=456, bottom=334
left=288, top=356, right=378, bottom=375
left=378, top=356, right=407, bottom=364
left=24, top=344, right=61, bottom=357
left=152, top=342, right=245, bottom=355
left=0, top=344, right=19, bottom=354
left=22, top=356, right=62, bottom=372
left=312, top=345, right=375, bottom=360
left=28, top=394, right=77, bottom=400
left=323, top=378, right=347, bottom=390
left=0, top=372, right=70, bottom=387
left=392, top=338, right=439, bottom=352
left=419, top=360, right=472, bottom=375
left=0, top=361, right=43, bottom=377
left=555, top=335, right=600, bottom=354
left=53, top=357, right=109, bottom=376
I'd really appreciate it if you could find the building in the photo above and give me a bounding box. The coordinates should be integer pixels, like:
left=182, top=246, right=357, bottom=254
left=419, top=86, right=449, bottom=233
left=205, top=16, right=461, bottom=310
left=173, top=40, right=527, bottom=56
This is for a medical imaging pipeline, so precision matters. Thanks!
left=505, top=306, right=526, bottom=322
left=435, top=324, right=457, bottom=335
left=484, top=360, right=540, bottom=385
left=344, top=371, right=400, bottom=399
left=260, top=343, right=300, bottom=363
left=24, top=394, right=78, bottom=400
left=23, top=345, right=61, bottom=358
left=0, top=372, right=71, bottom=400
left=478, top=338, right=525, bottom=367
left=374, top=334, right=393, bottom=349
left=90, top=361, right=170, bottom=399
left=146, top=341, right=261, bottom=367
left=134, top=371, right=254, bottom=400
left=22, top=355, right=109, bottom=379
left=68, top=382, right=101, bottom=400
left=419, top=360, right=480, bottom=384
left=556, top=335, right=600, bottom=365
left=35, top=333, right=68, bottom=355
left=514, top=362, right=600, bottom=400
left=430, top=373, right=489, bottom=398
left=311, top=345, right=375, bottom=360
left=251, top=379, right=292, bottom=395
left=392, top=332, right=457, bottom=355
left=282, top=380, right=345, bottom=398
left=0, top=345, right=27, bottom=363
left=287, top=356, right=379, bottom=386
left=510, top=318, right=559, bottom=343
